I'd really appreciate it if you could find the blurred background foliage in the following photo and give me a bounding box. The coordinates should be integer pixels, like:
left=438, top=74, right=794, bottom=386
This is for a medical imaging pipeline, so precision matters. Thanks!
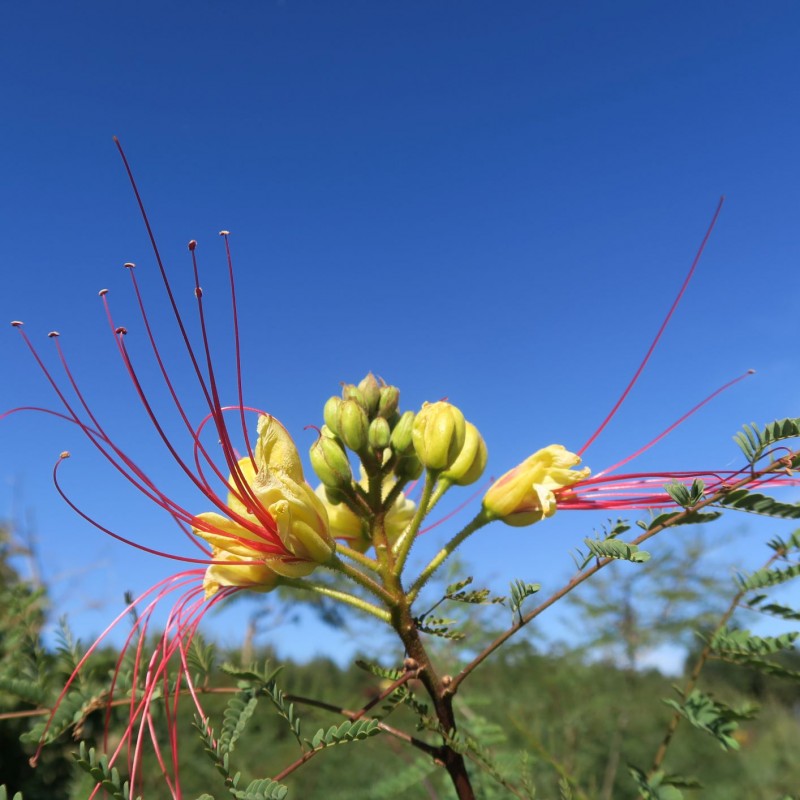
left=1, top=518, right=799, bottom=800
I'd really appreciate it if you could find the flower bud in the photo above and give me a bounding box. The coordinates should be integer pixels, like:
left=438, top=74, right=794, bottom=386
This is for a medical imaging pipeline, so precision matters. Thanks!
left=368, top=417, right=391, bottom=450
left=338, top=398, right=369, bottom=452
left=441, top=422, right=488, bottom=486
left=482, top=444, right=590, bottom=526
left=309, top=435, right=353, bottom=489
left=395, top=453, right=424, bottom=481
left=390, top=410, right=415, bottom=454
left=358, top=372, right=382, bottom=415
left=342, top=383, right=367, bottom=408
left=377, top=385, right=400, bottom=419
left=412, top=401, right=466, bottom=471
left=323, top=396, right=342, bottom=435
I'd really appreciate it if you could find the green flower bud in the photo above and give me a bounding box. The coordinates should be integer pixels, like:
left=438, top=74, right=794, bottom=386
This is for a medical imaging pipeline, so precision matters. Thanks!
left=441, top=422, right=488, bottom=486
left=368, top=417, right=391, bottom=450
left=309, top=435, right=353, bottom=489
left=412, top=401, right=466, bottom=471
left=358, top=373, right=382, bottom=415
left=377, top=385, right=400, bottom=419
left=338, top=399, right=369, bottom=452
left=324, top=485, right=346, bottom=505
left=390, top=411, right=415, bottom=454
left=395, top=453, right=424, bottom=481
left=342, top=383, right=367, bottom=408
left=323, top=396, right=342, bottom=435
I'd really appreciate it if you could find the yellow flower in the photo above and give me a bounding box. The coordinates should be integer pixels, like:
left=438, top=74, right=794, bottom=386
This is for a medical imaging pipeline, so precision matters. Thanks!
left=482, top=444, right=590, bottom=526
left=316, top=470, right=416, bottom=553
left=193, top=415, right=335, bottom=596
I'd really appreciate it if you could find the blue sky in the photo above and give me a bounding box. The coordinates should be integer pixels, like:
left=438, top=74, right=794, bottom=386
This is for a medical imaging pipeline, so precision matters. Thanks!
left=1, top=2, right=799, bottom=662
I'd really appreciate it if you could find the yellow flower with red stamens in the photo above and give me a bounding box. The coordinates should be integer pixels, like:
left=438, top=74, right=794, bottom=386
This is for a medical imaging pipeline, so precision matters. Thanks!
left=482, top=444, right=590, bottom=526
left=193, top=415, right=335, bottom=595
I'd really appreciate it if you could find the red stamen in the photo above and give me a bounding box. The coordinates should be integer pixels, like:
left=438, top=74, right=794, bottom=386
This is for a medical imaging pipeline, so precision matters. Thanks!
left=578, top=197, right=725, bottom=457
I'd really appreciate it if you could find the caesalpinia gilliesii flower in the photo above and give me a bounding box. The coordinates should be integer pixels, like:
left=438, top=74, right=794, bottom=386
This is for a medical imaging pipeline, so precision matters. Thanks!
left=194, top=414, right=334, bottom=596
left=483, top=444, right=590, bottom=525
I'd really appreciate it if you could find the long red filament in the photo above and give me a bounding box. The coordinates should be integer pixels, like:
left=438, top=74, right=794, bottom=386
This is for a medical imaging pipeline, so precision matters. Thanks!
left=578, top=197, right=725, bottom=457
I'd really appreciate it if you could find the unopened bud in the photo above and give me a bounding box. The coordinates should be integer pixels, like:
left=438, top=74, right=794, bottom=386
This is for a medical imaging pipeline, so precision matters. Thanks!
left=395, top=453, right=423, bottom=481
left=412, top=401, right=466, bottom=471
left=323, top=396, right=342, bottom=436
left=390, top=411, right=415, bottom=454
left=338, top=399, right=369, bottom=452
left=342, top=383, right=367, bottom=408
left=309, top=436, right=353, bottom=489
left=368, top=417, right=391, bottom=450
left=358, top=373, right=382, bottom=415
left=441, top=422, right=488, bottom=486
left=377, top=385, right=400, bottom=419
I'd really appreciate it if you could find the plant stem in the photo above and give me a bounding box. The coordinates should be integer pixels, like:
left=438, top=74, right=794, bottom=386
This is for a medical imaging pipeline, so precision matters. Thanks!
left=647, top=547, right=782, bottom=777
left=448, top=453, right=799, bottom=695
left=392, top=471, right=437, bottom=577
left=283, top=579, right=392, bottom=623
left=327, top=554, right=395, bottom=605
left=407, top=510, right=491, bottom=602
left=391, top=595, right=476, bottom=799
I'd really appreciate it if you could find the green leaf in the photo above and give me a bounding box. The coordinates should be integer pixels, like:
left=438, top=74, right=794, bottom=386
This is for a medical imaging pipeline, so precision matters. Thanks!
left=628, top=766, right=686, bottom=800
left=732, top=417, right=800, bottom=465
left=739, top=563, right=800, bottom=591
left=584, top=538, right=651, bottom=563
left=664, top=479, right=705, bottom=508
left=219, top=692, right=259, bottom=756
left=663, top=688, right=756, bottom=751
left=306, top=718, right=381, bottom=751
left=72, top=742, right=130, bottom=800
left=718, top=489, right=800, bottom=520
left=711, top=627, right=798, bottom=658
left=509, top=580, right=541, bottom=620
left=647, top=510, right=722, bottom=531
left=355, top=659, right=403, bottom=681
left=231, top=778, right=288, bottom=800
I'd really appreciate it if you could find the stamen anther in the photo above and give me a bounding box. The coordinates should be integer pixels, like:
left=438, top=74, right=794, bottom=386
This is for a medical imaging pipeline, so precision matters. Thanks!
left=60, top=451, right=70, bottom=460
left=188, top=241, right=197, bottom=251
left=48, top=331, right=60, bottom=338
left=218, top=230, right=230, bottom=236
left=98, top=289, right=109, bottom=296
left=10, top=320, right=23, bottom=327
left=124, top=263, right=136, bottom=269
left=115, top=326, right=128, bottom=335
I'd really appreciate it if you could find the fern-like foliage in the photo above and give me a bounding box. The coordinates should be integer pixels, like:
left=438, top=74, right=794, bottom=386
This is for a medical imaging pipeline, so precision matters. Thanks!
left=628, top=766, right=701, bottom=800
left=711, top=627, right=798, bottom=658
left=187, top=635, right=217, bottom=684
left=662, top=688, right=757, bottom=751
left=664, top=478, right=706, bottom=508
left=414, top=615, right=466, bottom=640
left=354, top=659, right=403, bottom=681
left=306, top=718, right=380, bottom=750
left=718, top=489, right=800, bottom=520
left=733, top=417, right=800, bottom=465
left=509, top=580, right=541, bottom=621
left=584, top=538, right=651, bottom=563
left=219, top=691, right=260, bottom=757
left=262, top=678, right=304, bottom=749
left=0, top=787, right=24, bottom=800
left=445, top=577, right=506, bottom=605
left=739, top=563, right=800, bottom=591
left=643, top=510, right=722, bottom=532
left=230, top=778, right=289, bottom=800
left=72, top=742, right=136, bottom=800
